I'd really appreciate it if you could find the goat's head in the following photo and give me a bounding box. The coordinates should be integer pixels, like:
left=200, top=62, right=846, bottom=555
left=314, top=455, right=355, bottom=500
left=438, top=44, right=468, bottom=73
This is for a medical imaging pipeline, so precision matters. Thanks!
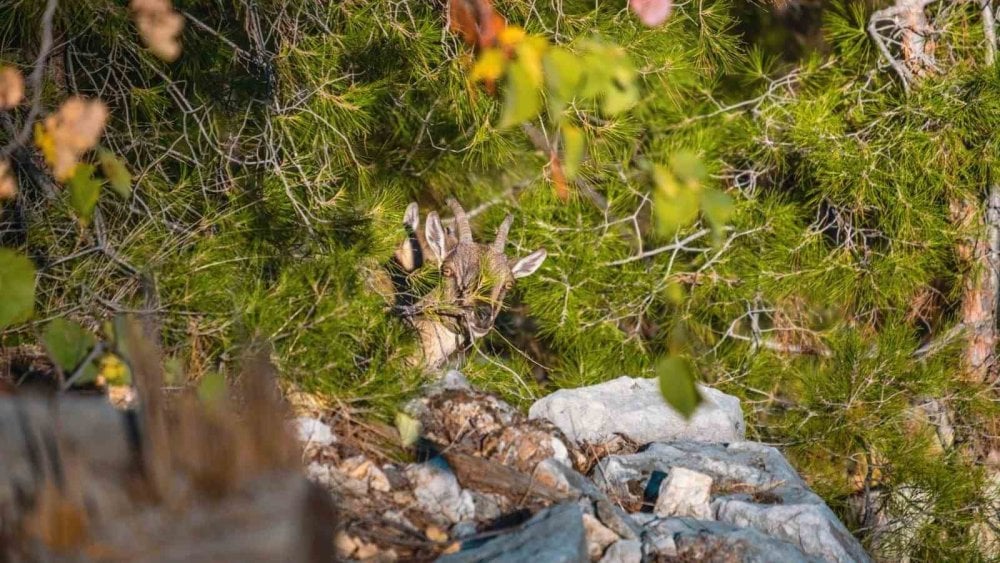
left=423, top=199, right=547, bottom=339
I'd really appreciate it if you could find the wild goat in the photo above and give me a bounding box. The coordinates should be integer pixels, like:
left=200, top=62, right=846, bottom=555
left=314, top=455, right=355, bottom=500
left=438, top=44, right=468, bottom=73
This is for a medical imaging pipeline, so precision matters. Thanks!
left=389, top=199, right=547, bottom=369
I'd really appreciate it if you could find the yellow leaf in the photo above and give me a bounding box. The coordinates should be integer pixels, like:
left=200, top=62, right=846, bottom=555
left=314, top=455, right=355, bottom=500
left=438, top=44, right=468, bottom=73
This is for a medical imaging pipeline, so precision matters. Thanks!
left=426, top=526, right=449, bottom=543
left=471, top=48, right=507, bottom=83
left=561, top=125, right=584, bottom=180
left=497, top=26, right=526, bottom=49
left=34, top=122, right=61, bottom=178
left=98, top=353, right=131, bottom=385
left=443, top=542, right=462, bottom=555
left=395, top=412, right=422, bottom=447
left=515, top=40, right=546, bottom=87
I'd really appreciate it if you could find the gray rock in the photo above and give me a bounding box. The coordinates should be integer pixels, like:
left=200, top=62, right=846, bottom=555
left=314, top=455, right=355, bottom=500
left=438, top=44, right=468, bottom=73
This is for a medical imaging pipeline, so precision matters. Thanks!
left=644, top=517, right=824, bottom=562
left=452, top=521, right=478, bottom=539
left=292, top=416, right=336, bottom=447
left=715, top=498, right=865, bottom=563
left=535, top=458, right=605, bottom=499
left=469, top=490, right=503, bottom=521
left=598, top=539, right=642, bottom=563
left=528, top=376, right=744, bottom=446
left=405, top=458, right=475, bottom=524
left=534, top=458, right=642, bottom=540
left=594, top=499, right=642, bottom=541
left=654, top=467, right=713, bottom=520
left=437, top=502, right=587, bottom=563
left=594, top=441, right=807, bottom=503
left=593, top=441, right=871, bottom=562
left=440, top=369, right=472, bottom=390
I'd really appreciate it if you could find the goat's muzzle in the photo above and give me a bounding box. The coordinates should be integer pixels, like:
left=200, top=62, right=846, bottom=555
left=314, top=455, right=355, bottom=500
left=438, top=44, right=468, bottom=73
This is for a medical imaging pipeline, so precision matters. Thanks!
left=468, top=305, right=496, bottom=338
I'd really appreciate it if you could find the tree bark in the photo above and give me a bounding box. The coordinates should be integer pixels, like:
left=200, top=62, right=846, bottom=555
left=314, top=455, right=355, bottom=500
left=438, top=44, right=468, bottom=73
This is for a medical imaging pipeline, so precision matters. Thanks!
left=950, top=186, right=1000, bottom=384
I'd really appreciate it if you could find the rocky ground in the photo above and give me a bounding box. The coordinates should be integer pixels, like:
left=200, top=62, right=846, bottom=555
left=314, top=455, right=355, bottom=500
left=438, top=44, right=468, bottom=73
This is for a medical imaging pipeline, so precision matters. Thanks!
left=300, top=373, right=871, bottom=562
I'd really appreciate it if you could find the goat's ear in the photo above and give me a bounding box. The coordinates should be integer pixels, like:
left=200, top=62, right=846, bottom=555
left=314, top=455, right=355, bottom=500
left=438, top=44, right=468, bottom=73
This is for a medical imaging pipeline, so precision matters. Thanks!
left=404, top=202, right=420, bottom=231
left=425, top=211, right=448, bottom=265
left=510, top=248, right=547, bottom=279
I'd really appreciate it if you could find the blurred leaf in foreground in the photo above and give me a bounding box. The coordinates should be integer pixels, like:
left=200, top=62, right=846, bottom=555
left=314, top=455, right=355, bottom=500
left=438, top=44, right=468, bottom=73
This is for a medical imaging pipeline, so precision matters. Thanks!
left=99, top=150, right=132, bottom=198
left=43, top=318, right=98, bottom=384
left=656, top=355, right=703, bottom=419
left=0, top=249, right=36, bottom=328
left=68, top=163, right=102, bottom=224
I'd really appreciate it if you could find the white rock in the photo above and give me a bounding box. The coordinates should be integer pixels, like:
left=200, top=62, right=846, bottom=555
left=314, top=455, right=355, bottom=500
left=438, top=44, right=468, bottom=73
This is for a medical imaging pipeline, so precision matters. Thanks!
left=599, top=539, right=642, bottom=563
left=293, top=416, right=336, bottom=447
left=655, top=467, right=714, bottom=520
left=528, top=376, right=744, bottom=446
left=405, top=460, right=475, bottom=524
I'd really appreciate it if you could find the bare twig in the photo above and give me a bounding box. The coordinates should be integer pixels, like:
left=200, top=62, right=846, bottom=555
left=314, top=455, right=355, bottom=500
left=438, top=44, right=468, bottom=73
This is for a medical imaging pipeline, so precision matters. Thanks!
left=984, top=0, right=997, bottom=66
left=868, top=0, right=939, bottom=92
left=0, top=0, right=59, bottom=157
left=61, top=341, right=105, bottom=391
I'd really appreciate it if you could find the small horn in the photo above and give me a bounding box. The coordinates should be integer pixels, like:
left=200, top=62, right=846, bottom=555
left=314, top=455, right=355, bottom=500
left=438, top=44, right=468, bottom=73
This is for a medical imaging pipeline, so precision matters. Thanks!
left=492, top=214, right=513, bottom=252
left=447, top=198, right=473, bottom=243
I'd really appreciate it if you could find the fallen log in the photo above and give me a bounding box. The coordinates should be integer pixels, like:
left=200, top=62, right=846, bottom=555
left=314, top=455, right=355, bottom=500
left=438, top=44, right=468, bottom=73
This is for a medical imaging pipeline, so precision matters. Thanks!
left=443, top=451, right=571, bottom=504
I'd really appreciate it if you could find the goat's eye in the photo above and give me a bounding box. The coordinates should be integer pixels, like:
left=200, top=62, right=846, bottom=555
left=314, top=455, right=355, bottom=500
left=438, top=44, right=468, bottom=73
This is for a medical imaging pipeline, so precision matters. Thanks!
left=442, top=266, right=453, bottom=277
left=504, top=281, right=514, bottom=290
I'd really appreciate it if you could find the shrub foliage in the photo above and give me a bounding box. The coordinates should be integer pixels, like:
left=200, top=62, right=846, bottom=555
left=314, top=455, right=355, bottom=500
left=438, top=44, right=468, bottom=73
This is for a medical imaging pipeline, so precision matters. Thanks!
left=2, top=0, right=1000, bottom=557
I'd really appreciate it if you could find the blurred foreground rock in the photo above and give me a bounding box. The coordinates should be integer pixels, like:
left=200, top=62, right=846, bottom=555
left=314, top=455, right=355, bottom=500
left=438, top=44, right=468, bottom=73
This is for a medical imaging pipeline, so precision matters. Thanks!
left=0, top=395, right=337, bottom=562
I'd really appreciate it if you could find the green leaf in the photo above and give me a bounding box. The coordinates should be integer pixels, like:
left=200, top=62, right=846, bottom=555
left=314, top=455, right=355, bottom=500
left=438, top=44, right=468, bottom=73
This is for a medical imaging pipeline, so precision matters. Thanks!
left=578, top=52, right=609, bottom=101
left=669, top=151, right=708, bottom=185
left=499, top=59, right=542, bottom=129
left=665, top=280, right=686, bottom=304
left=561, top=125, right=584, bottom=180
left=656, top=356, right=703, bottom=419
left=701, top=188, right=734, bottom=231
left=0, top=250, right=36, bottom=329
left=99, top=150, right=132, bottom=198
left=42, top=318, right=98, bottom=383
left=653, top=166, right=701, bottom=237
left=601, top=64, right=639, bottom=116
left=543, top=47, right=582, bottom=115
left=395, top=411, right=422, bottom=448
left=67, top=163, right=102, bottom=224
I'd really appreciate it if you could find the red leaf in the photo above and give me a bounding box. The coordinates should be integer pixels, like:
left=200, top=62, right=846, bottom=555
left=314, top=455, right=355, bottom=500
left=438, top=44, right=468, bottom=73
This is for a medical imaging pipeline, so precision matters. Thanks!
left=630, top=0, right=673, bottom=27
left=549, top=151, right=570, bottom=201
left=449, top=0, right=479, bottom=46
left=448, top=0, right=506, bottom=49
